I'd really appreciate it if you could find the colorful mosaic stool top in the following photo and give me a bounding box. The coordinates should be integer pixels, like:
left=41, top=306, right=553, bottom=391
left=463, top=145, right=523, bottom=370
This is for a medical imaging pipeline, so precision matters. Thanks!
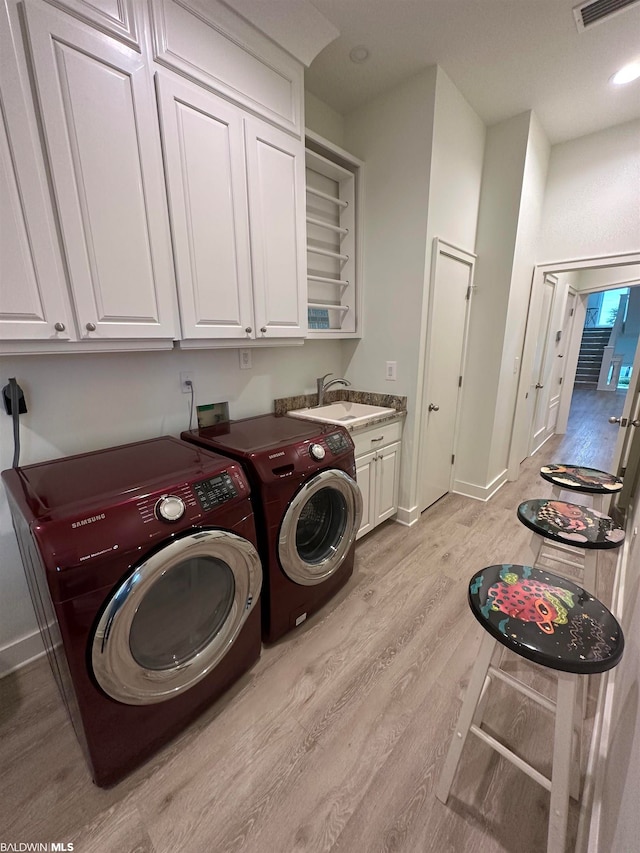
left=517, top=498, right=625, bottom=550
left=468, top=564, right=624, bottom=674
left=540, top=464, right=623, bottom=494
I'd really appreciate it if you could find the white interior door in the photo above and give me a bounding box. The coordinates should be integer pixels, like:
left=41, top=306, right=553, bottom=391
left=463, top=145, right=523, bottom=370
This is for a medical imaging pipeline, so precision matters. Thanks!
left=528, top=274, right=558, bottom=454
left=419, top=240, right=475, bottom=512
left=545, top=288, right=577, bottom=439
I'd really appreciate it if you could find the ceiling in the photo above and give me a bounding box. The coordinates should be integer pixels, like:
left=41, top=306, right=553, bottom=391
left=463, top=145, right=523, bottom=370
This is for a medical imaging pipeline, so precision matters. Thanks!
left=304, top=0, right=640, bottom=144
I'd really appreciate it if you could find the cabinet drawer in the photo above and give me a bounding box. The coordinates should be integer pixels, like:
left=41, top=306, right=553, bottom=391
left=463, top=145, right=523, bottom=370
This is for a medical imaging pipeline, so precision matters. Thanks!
left=352, top=420, right=403, bottom=458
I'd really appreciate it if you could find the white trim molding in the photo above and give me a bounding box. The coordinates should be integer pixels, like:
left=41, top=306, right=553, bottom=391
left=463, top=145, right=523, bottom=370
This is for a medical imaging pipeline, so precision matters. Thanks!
left=0, top=629, right=45, bottom=679
left=452, top=469, right=508, bottom=502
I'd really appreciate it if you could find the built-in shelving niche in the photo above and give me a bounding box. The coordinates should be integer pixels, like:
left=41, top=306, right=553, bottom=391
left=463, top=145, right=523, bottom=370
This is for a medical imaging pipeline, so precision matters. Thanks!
left=305, top=131, right=363, bottom=338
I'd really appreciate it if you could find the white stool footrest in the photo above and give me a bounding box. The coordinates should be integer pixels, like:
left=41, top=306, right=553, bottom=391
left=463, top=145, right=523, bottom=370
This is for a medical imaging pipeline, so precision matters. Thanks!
left=469, top=723, right=552, bottom=792
left=488, top=665, right=556, bottom=715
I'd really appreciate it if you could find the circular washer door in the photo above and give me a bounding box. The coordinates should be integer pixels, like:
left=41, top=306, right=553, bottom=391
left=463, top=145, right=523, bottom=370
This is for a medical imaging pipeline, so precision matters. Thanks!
left=91, top=529, right=261, bottom=705
left=278, top=469, right=362, bottom=586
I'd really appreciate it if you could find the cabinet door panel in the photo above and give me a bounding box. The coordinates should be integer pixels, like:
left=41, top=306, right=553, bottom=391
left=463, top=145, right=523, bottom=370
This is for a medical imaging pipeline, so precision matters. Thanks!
left=0, top=5, right=72, bottom=342
left=356, top=450, right=376, bottom=540
left=244, top=118, right=306, bottom=338
left=24, top=0, right=175, bottom=340
left=157, top=73, right=253, bottom=339
left=375, top=441, right=401, bottom=525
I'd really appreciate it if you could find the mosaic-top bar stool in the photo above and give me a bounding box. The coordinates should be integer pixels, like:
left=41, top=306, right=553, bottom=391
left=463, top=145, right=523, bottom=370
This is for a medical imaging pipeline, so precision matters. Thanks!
left=540, top=464, right=623, bottom=514
left=517, top=498, right=625, bottom=598
left=436, top=564, right=624, bottom=853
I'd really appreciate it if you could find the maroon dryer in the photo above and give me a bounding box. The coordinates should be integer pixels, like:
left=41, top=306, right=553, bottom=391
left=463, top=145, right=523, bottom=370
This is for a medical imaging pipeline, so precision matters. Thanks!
left=2, top=436, right=262, bottom=786
left=182, top=414, right=362, bottom=642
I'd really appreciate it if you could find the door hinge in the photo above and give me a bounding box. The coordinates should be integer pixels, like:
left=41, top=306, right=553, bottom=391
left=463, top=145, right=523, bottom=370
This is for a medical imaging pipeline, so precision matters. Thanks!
left=621, top=467, right=626, bottom=476
left=570, top=308, right=574, bottom=316
left=466, top=286, right=471, bottom=300
left=559, top=377, right=563, bottom=384
left=458, top=375, right=462, bottom=387
left=451, top=454, right=455, bottom=465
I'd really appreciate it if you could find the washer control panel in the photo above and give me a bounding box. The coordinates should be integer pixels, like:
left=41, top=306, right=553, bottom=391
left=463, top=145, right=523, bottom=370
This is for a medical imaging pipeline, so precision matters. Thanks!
left=325, top=432, right=351, bottom=454
left=193, top=472, right=238, bottom=511
left=309, top=443, right=326, bottom=460
left=155, top=495, right=186, bottom=522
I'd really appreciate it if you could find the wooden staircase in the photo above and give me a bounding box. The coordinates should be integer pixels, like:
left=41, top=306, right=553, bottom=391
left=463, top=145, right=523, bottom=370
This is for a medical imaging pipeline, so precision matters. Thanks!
left=575, top=327, right=611, bottom=388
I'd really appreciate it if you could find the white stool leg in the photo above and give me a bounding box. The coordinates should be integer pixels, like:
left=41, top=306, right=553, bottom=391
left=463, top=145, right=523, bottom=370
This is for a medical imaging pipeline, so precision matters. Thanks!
left=436, top=632, right=497, bottom=805
left=524, top=531, right=544, bottom=568
left=592, top=493, right=604, bottom=513
left=548, top=671, right=579, bottom=853
left=552, top=485, right=562, bottom=500
left=583, top=551, right=598, bottom=597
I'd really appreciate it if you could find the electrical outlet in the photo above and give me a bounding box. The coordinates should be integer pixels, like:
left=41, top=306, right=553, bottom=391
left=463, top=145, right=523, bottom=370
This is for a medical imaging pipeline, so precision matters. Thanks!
left=2, top=379, right=27, bottom=415
left=180, top=371, right=194, bottom=393
left=239, top=349, right=252, bottom=370
left=385, top=361, right=397, bottom=381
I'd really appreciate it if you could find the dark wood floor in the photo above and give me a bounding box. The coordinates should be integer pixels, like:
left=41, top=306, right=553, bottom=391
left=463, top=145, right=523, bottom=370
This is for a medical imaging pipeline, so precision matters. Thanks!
left=0, top=389, right=622, bottom=852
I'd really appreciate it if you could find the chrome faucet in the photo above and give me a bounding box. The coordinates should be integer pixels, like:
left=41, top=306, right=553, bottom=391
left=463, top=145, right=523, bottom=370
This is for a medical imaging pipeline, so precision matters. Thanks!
left=316, top=373, right=351, bottom=407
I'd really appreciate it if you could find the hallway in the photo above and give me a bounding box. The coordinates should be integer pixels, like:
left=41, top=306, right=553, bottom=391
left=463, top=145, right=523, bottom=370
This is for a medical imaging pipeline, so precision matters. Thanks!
left=554, top=386, right=626, bottom=471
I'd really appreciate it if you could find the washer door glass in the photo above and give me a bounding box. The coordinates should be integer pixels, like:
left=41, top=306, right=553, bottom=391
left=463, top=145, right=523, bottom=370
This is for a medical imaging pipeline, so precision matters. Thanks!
left=278, top=469, right=362, bottom=586
left=91, top=529, right=261, bottom=705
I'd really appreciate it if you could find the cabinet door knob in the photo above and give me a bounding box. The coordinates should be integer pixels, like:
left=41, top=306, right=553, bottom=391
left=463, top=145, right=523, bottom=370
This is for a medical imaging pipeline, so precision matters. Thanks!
left=86, top=322, right=97, bottom=332
left=260, top=326, right=267, bottom=334
left=245, top=326, right=252, bottom=334
left=54, top=322, right=66, bottom=332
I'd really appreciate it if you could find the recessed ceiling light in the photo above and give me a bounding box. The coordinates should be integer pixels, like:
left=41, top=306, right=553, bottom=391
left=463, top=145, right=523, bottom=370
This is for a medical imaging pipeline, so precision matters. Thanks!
left=349, top=45, right=370, bottom=64
left=611, top=62, right=640, bottom=85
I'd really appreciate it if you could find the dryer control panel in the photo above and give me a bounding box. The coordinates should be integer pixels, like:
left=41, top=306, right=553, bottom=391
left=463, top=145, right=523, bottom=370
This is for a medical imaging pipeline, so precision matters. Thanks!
left=194, top=472, right=238, bottom=511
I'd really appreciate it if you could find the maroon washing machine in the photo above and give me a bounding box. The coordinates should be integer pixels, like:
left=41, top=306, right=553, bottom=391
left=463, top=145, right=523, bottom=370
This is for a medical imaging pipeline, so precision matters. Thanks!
left=1, top=436, right=262, bottom=786
left=181, top=414, right=362, bottom=642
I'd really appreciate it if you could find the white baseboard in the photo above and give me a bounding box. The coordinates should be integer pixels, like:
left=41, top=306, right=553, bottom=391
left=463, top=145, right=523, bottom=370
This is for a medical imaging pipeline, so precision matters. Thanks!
left=395, top=504, right=420, bottom=527
left=0, top=629, right=45, bottom=679
left=452, top=469, right=508, bottom=502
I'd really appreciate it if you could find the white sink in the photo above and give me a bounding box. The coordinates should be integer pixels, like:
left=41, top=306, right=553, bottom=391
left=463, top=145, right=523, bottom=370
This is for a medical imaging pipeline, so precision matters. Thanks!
left=287, top=401, right=396, bottom=427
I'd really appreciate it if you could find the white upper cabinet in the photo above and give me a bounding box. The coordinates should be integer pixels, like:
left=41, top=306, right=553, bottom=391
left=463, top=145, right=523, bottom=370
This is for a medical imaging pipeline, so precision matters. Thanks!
left=244, top=118, right=307, bottom=339
left=158, top=73, right=306, bottom=343
left=22, top=0, right=176, bottom=342
left=156, top=73, right=253, bottom=339
left=0, top=4, right=73, bottom=344
left=150, top=0, right=303, bottom=135
left=40, top=0, right=140, bottom=47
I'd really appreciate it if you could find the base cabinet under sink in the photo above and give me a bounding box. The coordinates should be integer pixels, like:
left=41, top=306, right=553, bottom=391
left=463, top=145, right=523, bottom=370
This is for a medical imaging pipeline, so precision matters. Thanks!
left=354, top=421, right=402, bottom=539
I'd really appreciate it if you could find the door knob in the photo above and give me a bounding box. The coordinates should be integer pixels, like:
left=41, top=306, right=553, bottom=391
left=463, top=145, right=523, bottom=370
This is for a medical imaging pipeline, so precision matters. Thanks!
left=428, top=403, right=439, bottom=412
left=632, top=420, right=640, bottom=428
left=535, top=383, right=544, bottom=389
left=609, top=417, right=621, bottom=424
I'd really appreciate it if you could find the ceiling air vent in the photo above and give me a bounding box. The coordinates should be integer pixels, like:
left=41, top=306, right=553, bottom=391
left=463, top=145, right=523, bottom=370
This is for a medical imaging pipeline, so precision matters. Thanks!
left=573, top=0, right=640, bottom=30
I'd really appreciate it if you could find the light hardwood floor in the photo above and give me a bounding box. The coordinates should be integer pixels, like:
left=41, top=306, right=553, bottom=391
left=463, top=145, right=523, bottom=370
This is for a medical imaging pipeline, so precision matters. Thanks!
left=0, top=389, right=624, bottom=852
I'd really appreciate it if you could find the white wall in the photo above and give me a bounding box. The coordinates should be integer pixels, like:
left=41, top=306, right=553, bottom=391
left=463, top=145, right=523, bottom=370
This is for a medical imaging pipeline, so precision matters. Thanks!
left=340, top=66, right=485, bottom=520
left=341, top=68, right=437, bottom=514
left=0, top=341, right=343, bottom=674
left=597, top=488, right=640, bottom=852
left=455, top=112, right=550, bottom=495
left=538, top=119, right=640, bottom=263
left=304, top=90, right=345, bottom=146
left=574, top=264, right=640, bottom=292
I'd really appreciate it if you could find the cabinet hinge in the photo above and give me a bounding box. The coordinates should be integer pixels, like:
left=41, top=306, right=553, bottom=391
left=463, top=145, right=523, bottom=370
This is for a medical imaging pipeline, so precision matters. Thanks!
left=451, top=454, right=455, bottom=465
left=458, top=375, right=462, bottom=387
